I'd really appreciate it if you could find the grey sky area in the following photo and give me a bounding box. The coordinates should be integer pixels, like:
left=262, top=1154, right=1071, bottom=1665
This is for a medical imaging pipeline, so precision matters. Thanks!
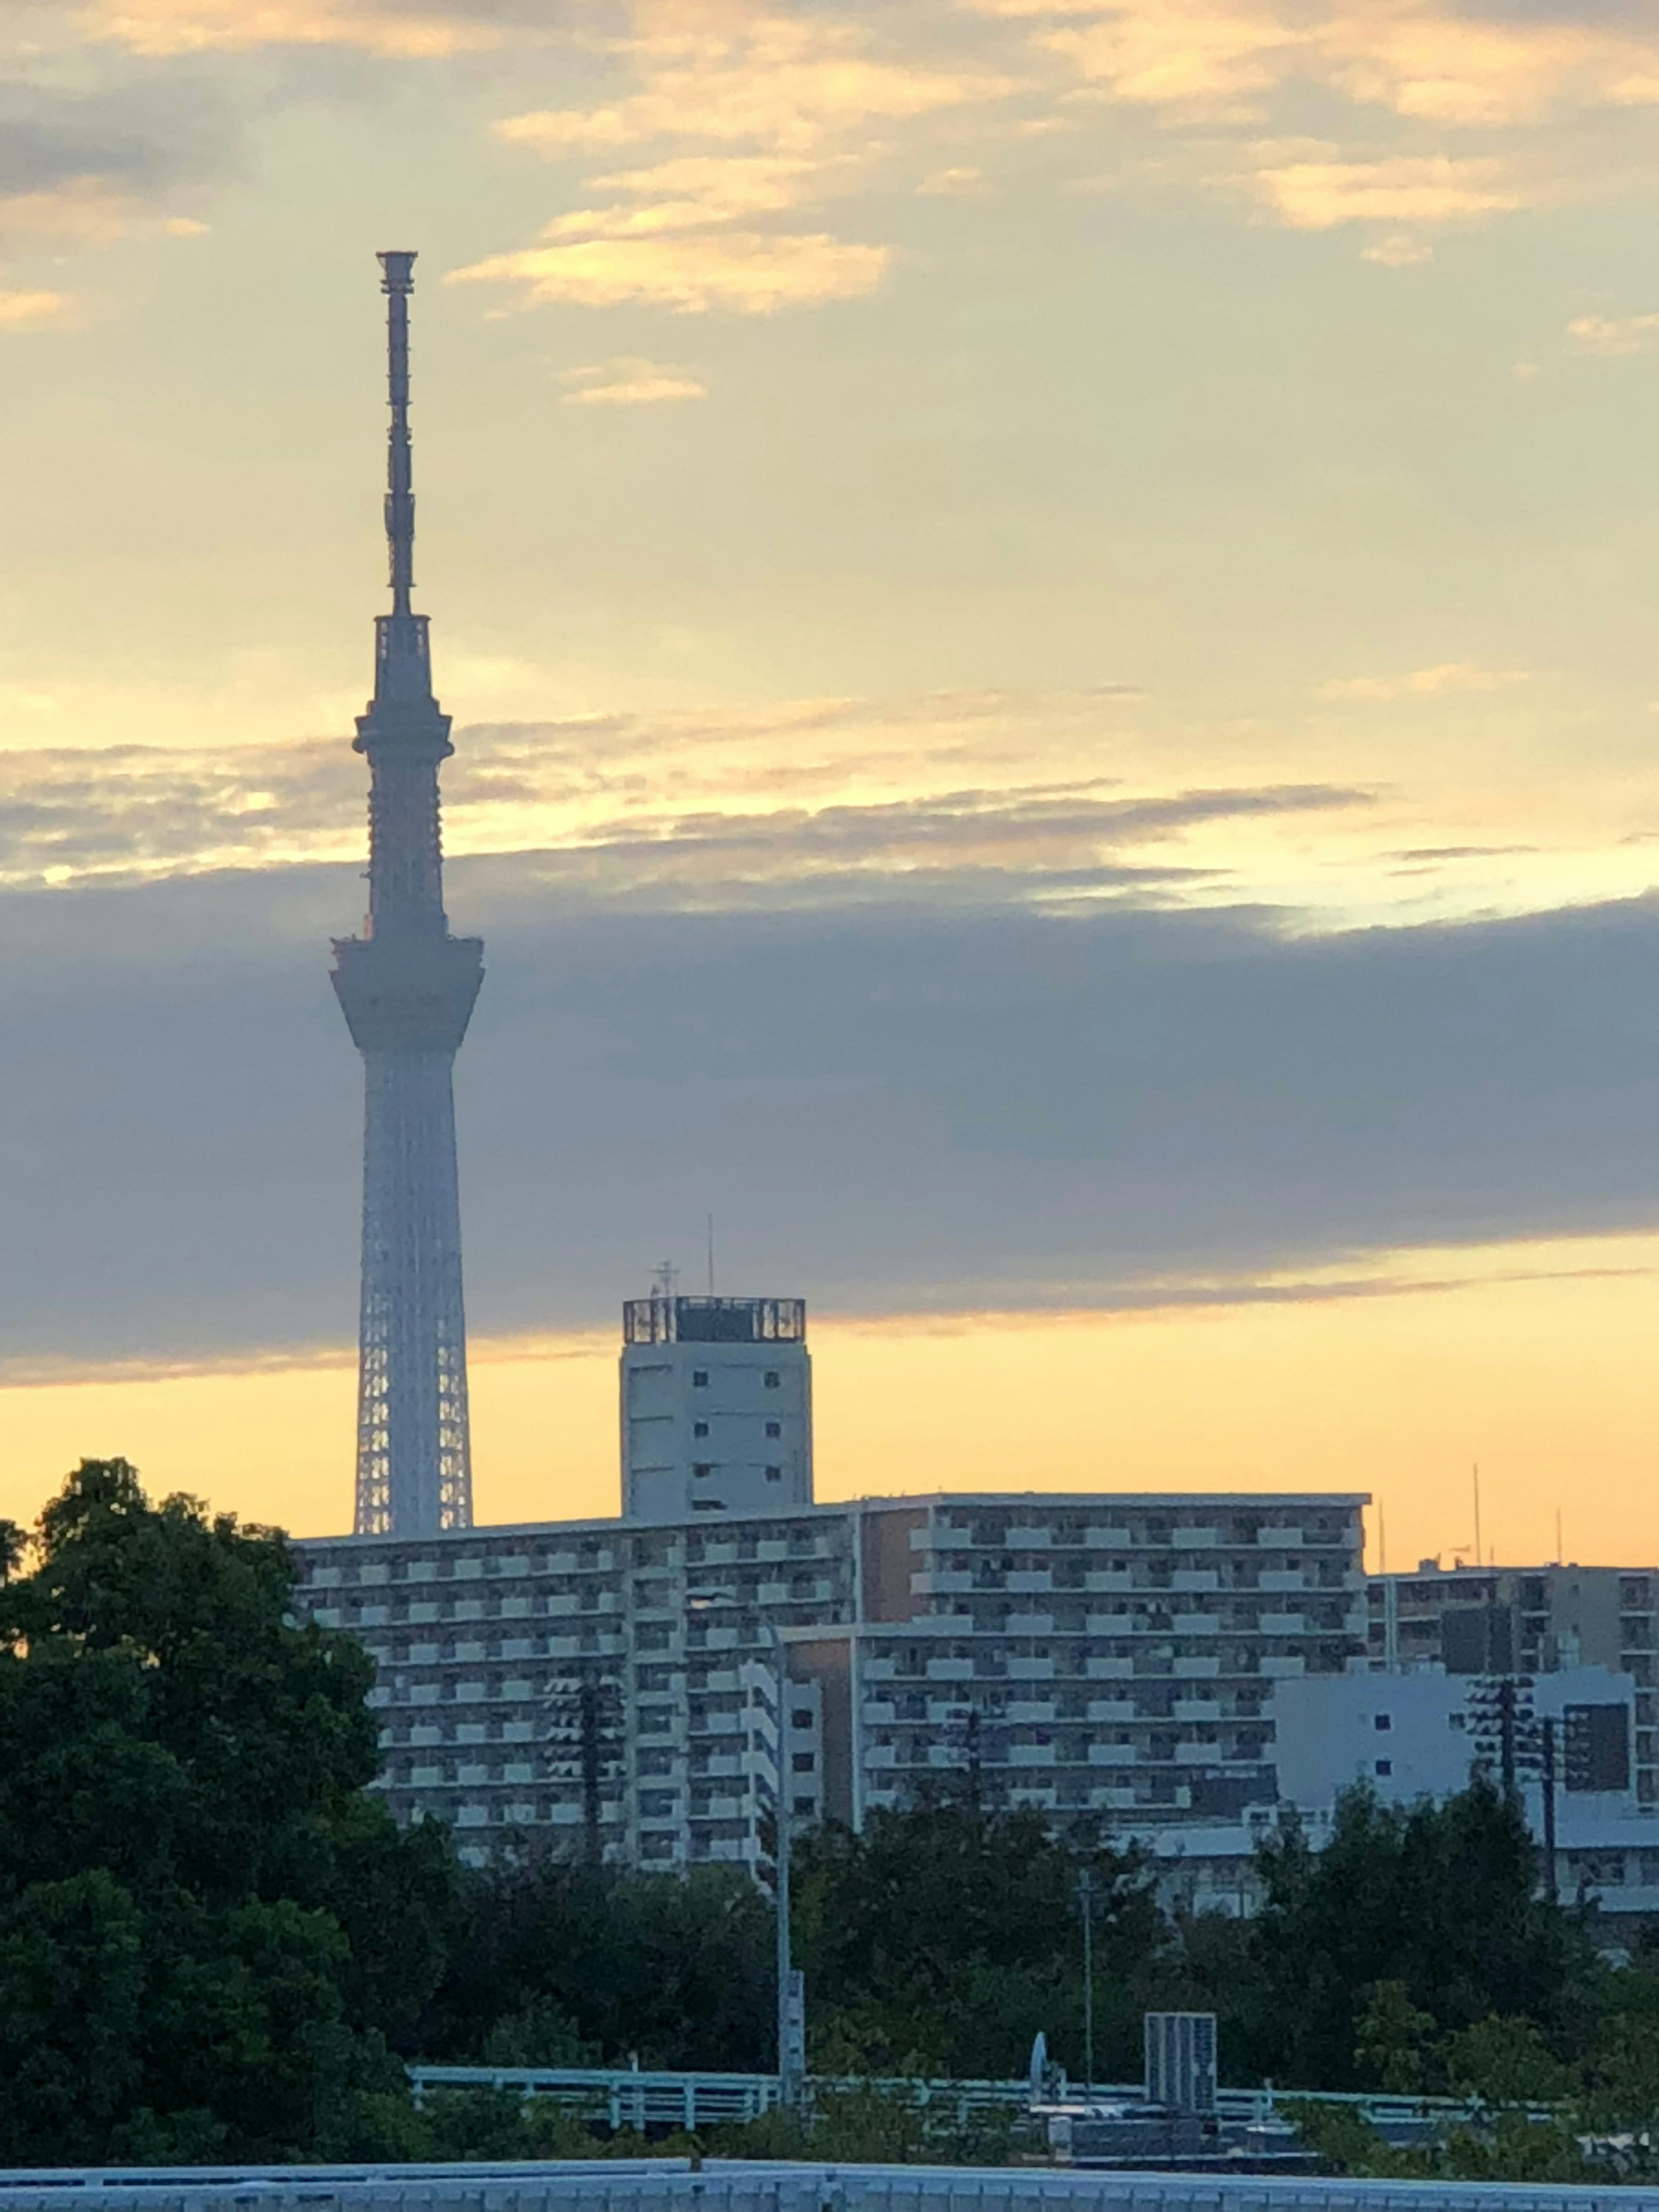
left=4, top=861, right=1655, bottom=1376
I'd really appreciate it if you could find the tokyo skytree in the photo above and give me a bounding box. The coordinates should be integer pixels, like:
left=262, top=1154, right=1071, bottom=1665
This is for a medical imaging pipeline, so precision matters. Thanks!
left=332, top=251, right=482, bottom=1537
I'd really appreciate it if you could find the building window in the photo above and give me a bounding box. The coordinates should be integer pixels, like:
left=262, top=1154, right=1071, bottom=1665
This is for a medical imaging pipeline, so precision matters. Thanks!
left=693, top=1421, right=709, bottom=1438
left=693, top=1462, right=714, bottom=1478
left=792, top=1795, right=816, bottom=1817
left=693, top=1370, right=709, bottom=1388
left=764, top=1370, right=780, bottom=1389
left=1375, top=1714, right=1392, bottom=1731
left=766, top=1466, right=782, bottom=1483
left=792, top=1708, right=814, bottom=1729
left=766, top=1421, right=782, bottom=1438
left=1376, top=1759, right=1392, bottom=1777
left=792, top=1751, right=816, bottom=1772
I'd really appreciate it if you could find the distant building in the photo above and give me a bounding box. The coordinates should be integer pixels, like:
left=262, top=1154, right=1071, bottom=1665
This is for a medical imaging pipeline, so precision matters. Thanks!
left=295, top=1446, right=1369, bottom=1865
left=622, top=1294, right=812, bottom=1523
left=1367, top=1563, right=1659, bottom=1804
left=1151, top=1665, right=1659, bottom=1922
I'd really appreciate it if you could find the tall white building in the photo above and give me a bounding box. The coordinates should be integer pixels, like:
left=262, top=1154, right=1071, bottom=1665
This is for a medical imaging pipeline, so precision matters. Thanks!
left=621, top=1294, right=812, bottom=1523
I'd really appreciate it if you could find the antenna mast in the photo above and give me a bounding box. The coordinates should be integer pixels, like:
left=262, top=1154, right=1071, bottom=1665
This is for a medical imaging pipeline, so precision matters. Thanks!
left=379, top=249, right=416, bottom=618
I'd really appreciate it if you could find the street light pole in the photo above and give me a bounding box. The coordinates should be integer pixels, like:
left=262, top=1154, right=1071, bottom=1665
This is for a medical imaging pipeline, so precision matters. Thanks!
left=763, top=1617, right=799, bottom=2110
left=690, top=1590, right=798, bottom=2107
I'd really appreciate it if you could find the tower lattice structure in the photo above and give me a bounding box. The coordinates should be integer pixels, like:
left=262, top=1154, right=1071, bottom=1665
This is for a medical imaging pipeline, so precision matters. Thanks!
left=332, top=250, right=482, bottom=1537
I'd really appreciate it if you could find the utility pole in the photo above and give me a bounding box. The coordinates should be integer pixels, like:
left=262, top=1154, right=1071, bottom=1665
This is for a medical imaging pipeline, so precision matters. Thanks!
left=578, top=1676, right=605, bottom=1866
left=1077, top=1867, right=1096, bottom=2094
left=764, top=1620, right=804, bottom=2110
left=690, top=1591, right=801, bottom=2107
left=1499, top=1676, right=1518, bottom=1805
left=1541, top=1716, right=1559, bottom=1903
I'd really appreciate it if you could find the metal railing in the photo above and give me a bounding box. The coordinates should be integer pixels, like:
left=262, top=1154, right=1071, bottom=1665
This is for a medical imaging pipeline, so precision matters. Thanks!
left=0, top=2160, right=1654, bottom=2212
left=405, top=2065, right=1517, bottom=2134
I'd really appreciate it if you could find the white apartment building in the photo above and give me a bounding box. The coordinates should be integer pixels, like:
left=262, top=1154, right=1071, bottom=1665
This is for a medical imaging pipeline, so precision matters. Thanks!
left=296, top=1475, right=1369, bottom=1864
left=295, top=1288, right=1372, bottom=1864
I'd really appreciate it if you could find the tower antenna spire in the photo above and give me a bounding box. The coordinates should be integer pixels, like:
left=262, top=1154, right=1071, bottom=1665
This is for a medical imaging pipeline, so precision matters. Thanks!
left=379, top=249, right=416, bottom=619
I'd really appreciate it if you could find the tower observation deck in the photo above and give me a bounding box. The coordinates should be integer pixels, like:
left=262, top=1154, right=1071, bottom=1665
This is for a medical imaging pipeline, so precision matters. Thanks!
left=331, top=250, right=482, bottom=1537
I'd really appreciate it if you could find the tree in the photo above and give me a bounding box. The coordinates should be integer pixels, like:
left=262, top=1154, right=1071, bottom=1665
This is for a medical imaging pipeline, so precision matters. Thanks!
left=0, top=1459, right=455, bottom=2160
left=420, top=1855, right=774, bottom=2071
left=1221, top=1781, right=1595, bottom=2090
left=792, top=1798, right=1167, bottom=2079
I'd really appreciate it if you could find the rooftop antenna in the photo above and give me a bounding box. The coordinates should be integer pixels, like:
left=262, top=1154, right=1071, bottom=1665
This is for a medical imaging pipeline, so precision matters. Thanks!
left=653, top=1259, right=678, bottom=1302
left=1472, top=1463, right=1483, bottom=1572
left=707, top=1213, right=716, bottom=1297
left=1555, top=1506, right=1564, bottom=1565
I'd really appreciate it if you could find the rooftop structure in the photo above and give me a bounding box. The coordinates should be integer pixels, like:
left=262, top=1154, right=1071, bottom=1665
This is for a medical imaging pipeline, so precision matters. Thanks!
left=622, top=1291, right=813, bottom=1524
left=331, top=251, right=483, bottom=1537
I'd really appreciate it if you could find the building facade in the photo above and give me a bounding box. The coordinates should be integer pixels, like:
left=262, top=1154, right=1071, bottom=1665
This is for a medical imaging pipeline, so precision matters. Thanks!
left=1367, top=1562, right=1659, bottom=1804
left=621, top=1294, right=812, bottom=1523
left=296, top=1486, right=1369, bottom=1865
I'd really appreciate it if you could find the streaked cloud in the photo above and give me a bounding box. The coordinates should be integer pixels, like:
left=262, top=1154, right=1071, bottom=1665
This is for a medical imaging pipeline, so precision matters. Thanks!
left=459, top=10, right=1017, bottom=315
left=0, top=76, right=232, bottom=293
left=918, top=165, right=988, bottom=196
left=493, top=17, right=1017, bottom=157
left=1319, top=662, right=1534, bottom=700
left=1359, top=231, right=1433, bottom=266
left=1244, top=146, right=1529, bottom=230
left=979, top=0, right=1659, bottom=128
left=0, top=288, right=73, bottom=328
left=449, top=227, right=889, bottom=313
left=0, top=703, right=1369, bottom=904
left=75, top=0, right=507, bottom=56
left=1567, top=310, right=1659, bottom=356
left=559, top=354, right=707, bottom=404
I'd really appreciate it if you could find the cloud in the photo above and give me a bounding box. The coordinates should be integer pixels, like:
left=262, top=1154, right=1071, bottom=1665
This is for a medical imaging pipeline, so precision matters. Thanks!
left=4, top=877, right=1657, bottom=1368
left=0, top=79, right=234, bottom=264
left=494, top=18, right=1017, bottom=157
left=918, top=165, right=988, bottom=196
left=980, top=0, right=1659, bottom=128
left=462, top=10, right=1017, bottom=316
left=70, top=0, right=509, bottom=55
left=1360, top=231, right=1433, bottom=265
left=0, top=288, right=73, bottom=328
left=1567, top=311, right=1659, bottom=356
left=1244, top=147, right=1528, bottom=230
left=560, top=354, right=707, bottom=404
left=449, top=227, right=889, bottom=313
left=1319, top=662, right=1534, bottom=700
left=0, top=716, right=1367, bottom=902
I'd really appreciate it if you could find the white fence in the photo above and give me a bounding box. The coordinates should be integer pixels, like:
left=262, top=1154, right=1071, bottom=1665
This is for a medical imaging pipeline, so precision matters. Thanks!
left=403, top=2069, right=1513, bottom=2138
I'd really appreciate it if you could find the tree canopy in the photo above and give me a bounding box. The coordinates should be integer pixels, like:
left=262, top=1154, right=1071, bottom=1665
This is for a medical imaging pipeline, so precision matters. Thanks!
left=9, top=1455, right=1659, bottom=2184
left=0, top=1459, right=455, bottom=2162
